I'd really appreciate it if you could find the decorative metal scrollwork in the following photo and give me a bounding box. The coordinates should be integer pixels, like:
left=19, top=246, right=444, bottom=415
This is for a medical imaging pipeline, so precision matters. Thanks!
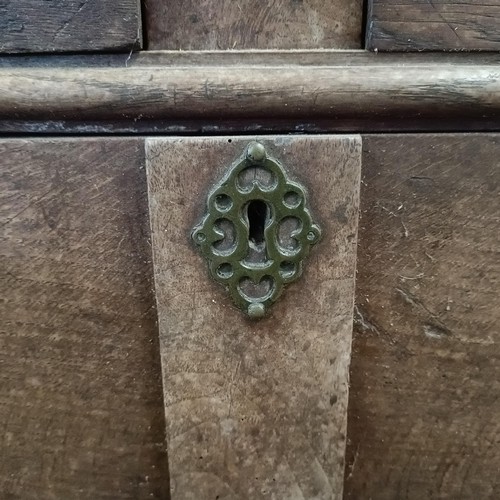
left=192, top=142, right=321, bottom=319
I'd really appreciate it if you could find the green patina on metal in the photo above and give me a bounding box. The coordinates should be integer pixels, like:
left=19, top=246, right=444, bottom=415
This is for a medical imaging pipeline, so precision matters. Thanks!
left=192, top=142, right=321, bottom=319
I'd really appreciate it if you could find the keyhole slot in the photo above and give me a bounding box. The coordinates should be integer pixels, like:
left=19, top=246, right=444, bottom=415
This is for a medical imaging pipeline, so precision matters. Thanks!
left=247, top=200, right=269, bottom=246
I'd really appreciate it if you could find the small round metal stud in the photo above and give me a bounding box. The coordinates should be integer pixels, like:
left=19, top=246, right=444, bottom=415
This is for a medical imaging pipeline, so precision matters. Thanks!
left=307, top=231, right=316, bottom=242
left=194, top=232, right=207, bottom=244
left=247, top=302, right=266, bottom=319
left=192, top=142, right=321, bottom=319
left=246, top=142, right=266, bottom=163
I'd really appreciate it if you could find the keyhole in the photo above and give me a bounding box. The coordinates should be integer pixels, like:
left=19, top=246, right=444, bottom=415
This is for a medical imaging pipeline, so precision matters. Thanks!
left=247, top=200, right=268, bottom=246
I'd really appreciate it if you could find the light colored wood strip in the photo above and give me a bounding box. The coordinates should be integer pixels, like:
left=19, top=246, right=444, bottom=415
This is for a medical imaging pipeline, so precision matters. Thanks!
left=146, top=135, right=361, bottom=499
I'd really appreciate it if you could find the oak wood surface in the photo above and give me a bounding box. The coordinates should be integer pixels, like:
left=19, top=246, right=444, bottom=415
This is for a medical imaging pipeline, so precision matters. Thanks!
left=344, top=134, right=500, bottom=499
left=367, top=0, right=500, bottom=51
left=0, top=51, right=499, bottom=133
left=146, top=136, right=361, bottom=499
left=145, top=0, right=362, bottom=50
left=0, top=0, right=142, bottom=53
left=3, top=133, right=499, bottom=498
left=0, top=139, right=168, bottom=498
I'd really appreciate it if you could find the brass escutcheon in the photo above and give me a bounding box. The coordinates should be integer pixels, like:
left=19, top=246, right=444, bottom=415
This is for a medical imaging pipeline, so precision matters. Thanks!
left=192, top=142, right=321, bottom=319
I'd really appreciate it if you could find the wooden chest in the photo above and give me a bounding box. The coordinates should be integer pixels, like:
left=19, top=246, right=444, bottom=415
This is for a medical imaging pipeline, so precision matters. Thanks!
left=1, top=1, right=499, bottom=498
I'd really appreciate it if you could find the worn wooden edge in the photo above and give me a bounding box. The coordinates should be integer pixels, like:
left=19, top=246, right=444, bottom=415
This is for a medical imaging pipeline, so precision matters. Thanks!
left=0, top=51, right=499, bottom=133
left=2, top=50, right=500, bottom=67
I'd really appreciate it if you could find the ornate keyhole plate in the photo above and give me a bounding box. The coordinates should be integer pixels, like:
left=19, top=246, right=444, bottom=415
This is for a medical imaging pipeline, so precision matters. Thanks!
left=192, top=142, right=322, bottom=318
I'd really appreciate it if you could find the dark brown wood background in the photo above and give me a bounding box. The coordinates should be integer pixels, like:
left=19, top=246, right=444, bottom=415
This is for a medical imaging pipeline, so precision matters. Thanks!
left=2, top=134, right=500, bottom=497
left=0, top=139, right=168, bottom=498
left=0, top=0, right=142, bottom=53
left=345, top=134, right=500, bottom=499
left=1, top=0, right=499, bottom=494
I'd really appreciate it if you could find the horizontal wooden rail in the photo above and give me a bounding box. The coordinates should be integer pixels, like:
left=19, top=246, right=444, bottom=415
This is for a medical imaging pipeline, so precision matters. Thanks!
left=1, top=51, right=499, bottom=133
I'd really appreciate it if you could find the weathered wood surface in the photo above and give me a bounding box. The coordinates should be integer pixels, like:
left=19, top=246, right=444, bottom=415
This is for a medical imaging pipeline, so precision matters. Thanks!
left=344, top=134, right=500, bottom=499
left=367, top=0, right=500, bottom=51
left=0, top=51, right=499, bottom=133
left=0, top=139, right=168, bottom=498
left=0, top=0, right=142, bottom=53
left=146, top=0, right=362, bottom=50
left=147, top=136, right=361, bottom=499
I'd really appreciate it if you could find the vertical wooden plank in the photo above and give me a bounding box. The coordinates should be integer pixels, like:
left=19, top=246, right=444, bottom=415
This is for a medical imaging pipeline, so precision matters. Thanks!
left=146, top=0, right=362, bottom=50
left=344, top=134, right=500, bottom=499
left=147, top=135, right=361, bottom=499
left=0, top=138, right=168, bottom=498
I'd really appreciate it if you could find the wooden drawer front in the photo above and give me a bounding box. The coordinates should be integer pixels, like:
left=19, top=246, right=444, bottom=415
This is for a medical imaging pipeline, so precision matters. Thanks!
left=345, top=134, right=500, bottom=499
left=146, top=136, right=361, bottom=499
left=3, top=132, right=499, bottom=499
left=145, top=0, right=362, bottom=50
left=0, top=1, right=142, bottom=53
left=367, top=0, right=500, bottom=51
left=0, top=139, right=167, bottom=498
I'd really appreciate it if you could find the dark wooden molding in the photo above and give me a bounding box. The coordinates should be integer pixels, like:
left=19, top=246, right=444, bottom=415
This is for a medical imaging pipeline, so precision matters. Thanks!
left=0, top=51, right=499, bottom=133
left=366, top=0, right=500, bottom=51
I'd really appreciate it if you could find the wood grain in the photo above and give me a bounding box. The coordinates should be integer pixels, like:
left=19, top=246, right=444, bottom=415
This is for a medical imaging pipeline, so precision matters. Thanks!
left=0, top=51, right=499, bottom=133
left=0, top=139, right=168, bottom=498
left=344, top=134, right=500, bottom=499
left=145, top=0, right=362, bottom=50
left=0, top=0, right=142, bottom=53
left=367, top=0, right=500, bottom=51
left=146, top=136, right=362, bottom=499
